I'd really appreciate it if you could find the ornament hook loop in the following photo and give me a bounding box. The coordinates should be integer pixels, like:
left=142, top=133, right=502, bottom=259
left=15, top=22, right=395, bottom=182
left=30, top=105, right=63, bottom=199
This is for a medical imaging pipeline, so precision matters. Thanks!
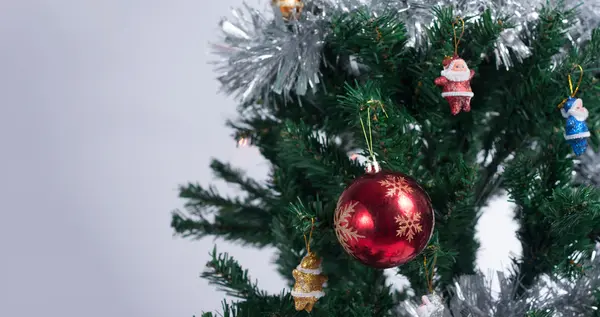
left=365, top=159, right=381, bottom=174
left=303, top=217, right=315, bottom=254
left=568, top=64, right=584, bottom=97
left=359, top=99, right=386, bottom=173
left=558, top=64, right=584, bottom=108
left=452, top=17, right=465, bottom=56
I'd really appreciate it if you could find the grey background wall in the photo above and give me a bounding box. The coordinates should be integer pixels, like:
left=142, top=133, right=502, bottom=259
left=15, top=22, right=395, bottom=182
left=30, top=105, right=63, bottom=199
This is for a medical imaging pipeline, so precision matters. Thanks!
left=0, top=1, right=519, bottom=316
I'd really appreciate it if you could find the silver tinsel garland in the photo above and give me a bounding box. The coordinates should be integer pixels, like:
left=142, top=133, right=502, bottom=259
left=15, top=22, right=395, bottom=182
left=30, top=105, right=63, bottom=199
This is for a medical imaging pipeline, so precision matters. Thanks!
left=575, top=148, right=600, bottom=186
left=398, top=248, right=600, bottom=316
left=213, top=0, right=599, bottom=102
left=398, top=0, right=537, bottom=69
left=212, top=3, right=327, bottom=103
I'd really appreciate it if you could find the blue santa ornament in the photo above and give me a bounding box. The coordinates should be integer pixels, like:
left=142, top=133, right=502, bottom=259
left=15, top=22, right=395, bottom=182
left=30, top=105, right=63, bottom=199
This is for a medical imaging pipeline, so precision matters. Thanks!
left=560, top=97, right=590, bottom=156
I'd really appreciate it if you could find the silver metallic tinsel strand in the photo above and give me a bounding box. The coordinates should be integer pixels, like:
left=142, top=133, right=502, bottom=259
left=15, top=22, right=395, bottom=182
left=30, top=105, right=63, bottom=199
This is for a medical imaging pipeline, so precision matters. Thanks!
left=397, top=0, right=541, bottom=69
left=399, top=247, right=600, bottom=316
left=575, top=147, right=600, bottom=187
left=445, top=271, right=539, bottom=316
left=535, top=249, right=600, bottom=317
left=213, top=2, right=328, bottom=103
left=397, top=0, right=600, bottom=70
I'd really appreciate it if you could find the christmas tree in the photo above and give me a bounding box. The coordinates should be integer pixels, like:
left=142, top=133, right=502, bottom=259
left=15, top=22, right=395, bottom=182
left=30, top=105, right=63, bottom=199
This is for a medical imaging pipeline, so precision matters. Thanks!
left=172, top=0, right=600, bottom=316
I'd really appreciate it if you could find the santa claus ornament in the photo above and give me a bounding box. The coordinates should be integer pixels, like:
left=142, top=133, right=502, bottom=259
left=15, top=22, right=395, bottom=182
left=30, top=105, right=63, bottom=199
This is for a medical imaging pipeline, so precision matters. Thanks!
left=291, top=218, right=327, bottom=312
left=434, top=18, right=475, bottom=116
left=559, top=65, right=590, bottom=156
left=333, top=102, right=435, bottom=268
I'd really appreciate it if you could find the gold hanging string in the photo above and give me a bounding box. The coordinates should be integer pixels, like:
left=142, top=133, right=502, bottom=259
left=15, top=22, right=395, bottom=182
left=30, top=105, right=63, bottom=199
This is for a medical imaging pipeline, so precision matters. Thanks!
left=358, top=99, right=388, bottom=161
left=452, top=17, right=465, bottom=56
left=569, top=64, right=584, bottom=97
left=303, top=218, right=315, bottom=253
left=423, top=247, right=438, bottom=293
left=558, top=64, right=584, bottom=108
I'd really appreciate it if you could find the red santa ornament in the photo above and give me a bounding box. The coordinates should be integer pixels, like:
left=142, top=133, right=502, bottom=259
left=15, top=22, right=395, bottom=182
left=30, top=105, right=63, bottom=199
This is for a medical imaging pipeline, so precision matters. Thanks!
left=434, top=55, right=475, bottom=115
left=434, top=18, right=474, bottom=116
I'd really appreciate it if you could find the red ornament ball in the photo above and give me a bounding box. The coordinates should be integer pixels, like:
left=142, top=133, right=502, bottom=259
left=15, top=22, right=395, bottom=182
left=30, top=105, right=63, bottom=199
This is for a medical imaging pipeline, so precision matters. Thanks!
left=333, top=170, right=435, bottom=268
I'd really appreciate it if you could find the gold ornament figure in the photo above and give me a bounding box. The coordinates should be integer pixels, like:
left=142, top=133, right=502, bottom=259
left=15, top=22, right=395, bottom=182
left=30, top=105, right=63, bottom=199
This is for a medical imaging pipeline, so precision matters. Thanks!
left=291, top=218, right=327, bottom=312
left=292, top=252, right=327, bottom=312
left=272, top=0, right=303, bottom=20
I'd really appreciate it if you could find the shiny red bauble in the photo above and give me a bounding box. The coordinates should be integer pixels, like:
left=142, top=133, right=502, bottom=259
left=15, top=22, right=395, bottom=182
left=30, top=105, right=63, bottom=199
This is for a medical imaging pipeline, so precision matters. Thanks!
left=334, top=170, right=434, bottom=268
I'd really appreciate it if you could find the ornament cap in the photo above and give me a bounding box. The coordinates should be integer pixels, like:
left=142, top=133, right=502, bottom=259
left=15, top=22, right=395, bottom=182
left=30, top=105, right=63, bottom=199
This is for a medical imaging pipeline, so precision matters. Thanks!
left=365, top=160, right=381, bottom=174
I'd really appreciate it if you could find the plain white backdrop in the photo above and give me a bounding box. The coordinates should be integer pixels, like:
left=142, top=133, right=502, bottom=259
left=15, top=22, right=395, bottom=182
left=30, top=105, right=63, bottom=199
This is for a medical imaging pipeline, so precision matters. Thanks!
left=0, top=1, right=520, bottom=316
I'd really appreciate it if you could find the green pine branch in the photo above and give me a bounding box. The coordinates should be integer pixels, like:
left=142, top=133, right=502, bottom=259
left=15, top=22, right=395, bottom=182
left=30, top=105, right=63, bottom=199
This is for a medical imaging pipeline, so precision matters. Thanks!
left=337, top=82, right=422, bottom=174
left=399, top=233, right=457, bottom=296
left=503, top=133, right=600, bottom=294
left=548, top=186, right=600, bottom=277
left=201, top=292, right=296, bottom=317
left=329, top=8, right=408, bottom=88
left=428, top=158, right=480, bottom=288
left=177, top=159, right=270, bottom=210
left=277, top=120, right=364, bottom=199
left=202, top=247, right=267, bottom=299
left=208, top=160, right=273, bottom=204
left=313, top=269, right=398, bottom=317
left=287, top=197, right=324, bottom=233
left=269, top=199, right=329, bottom=284
left=171, top=203, right=273, bottom=246
left=178, top=183, right=240, bottom=215
left=227, top=116, right=285, bottom=164
left=171, top=159, right=275, bottom=246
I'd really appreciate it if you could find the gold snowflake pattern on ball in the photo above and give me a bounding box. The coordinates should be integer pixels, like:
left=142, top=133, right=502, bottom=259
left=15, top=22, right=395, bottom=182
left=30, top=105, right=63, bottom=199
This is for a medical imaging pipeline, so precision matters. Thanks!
left=395, top=212, right=422, bottom=242
left=334, top=201, right=364, bottom=255
left=378, top=175, right=414, bottom=197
